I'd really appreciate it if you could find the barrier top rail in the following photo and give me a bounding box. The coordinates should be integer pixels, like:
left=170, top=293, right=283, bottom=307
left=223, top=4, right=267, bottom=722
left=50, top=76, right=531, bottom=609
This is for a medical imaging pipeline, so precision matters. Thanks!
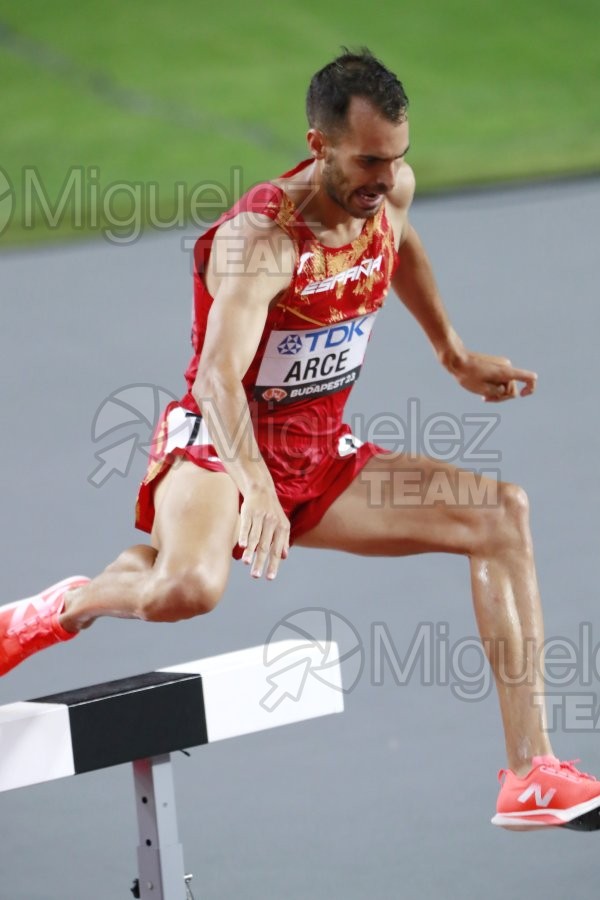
left=0, top=640, right=344, bottom=793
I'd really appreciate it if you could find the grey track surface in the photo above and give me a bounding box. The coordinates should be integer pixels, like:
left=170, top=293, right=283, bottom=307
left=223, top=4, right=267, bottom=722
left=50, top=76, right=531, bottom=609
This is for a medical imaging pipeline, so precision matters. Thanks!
left=1, top=179, right=599, bottom=900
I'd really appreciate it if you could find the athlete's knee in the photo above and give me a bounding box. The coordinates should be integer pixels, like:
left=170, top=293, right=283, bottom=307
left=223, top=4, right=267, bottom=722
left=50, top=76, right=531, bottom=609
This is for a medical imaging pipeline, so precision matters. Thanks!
left=499, top=481, right=530, bottom=522
left=474, top=480, right=531, bottom=555
left=141, top=566, right=225, bottom=622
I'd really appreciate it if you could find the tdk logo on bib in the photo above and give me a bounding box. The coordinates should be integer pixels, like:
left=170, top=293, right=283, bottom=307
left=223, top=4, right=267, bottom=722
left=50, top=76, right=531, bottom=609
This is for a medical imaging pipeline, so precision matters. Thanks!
left=277, top=334, right=303, bottom=355
left=304, top=317, right=368, bottom=352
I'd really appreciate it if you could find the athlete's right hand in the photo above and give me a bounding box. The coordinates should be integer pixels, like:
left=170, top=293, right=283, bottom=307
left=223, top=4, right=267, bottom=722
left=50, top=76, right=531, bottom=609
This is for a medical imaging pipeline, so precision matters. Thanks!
left=238, top=486, right=290, bottom=580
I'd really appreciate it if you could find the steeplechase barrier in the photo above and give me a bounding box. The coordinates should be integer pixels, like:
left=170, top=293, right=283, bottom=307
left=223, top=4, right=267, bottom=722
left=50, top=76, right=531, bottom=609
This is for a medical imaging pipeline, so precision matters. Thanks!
left=0, top=640, right=344, bottom=898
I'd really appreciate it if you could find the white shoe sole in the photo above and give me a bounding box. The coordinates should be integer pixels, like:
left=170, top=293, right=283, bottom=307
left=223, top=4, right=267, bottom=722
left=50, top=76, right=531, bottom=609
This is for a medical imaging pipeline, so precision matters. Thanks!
left=492, top=793, right=600, bottom=829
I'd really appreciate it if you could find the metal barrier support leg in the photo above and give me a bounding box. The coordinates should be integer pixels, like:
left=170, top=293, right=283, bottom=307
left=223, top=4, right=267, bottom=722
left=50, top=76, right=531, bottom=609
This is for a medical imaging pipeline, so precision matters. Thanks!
left=132, top=754, right=188, bottom=900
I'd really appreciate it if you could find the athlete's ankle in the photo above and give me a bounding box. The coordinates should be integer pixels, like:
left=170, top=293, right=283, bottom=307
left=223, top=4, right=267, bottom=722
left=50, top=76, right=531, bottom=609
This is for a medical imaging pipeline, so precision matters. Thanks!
left=511, top=762, right=533, bottom=777
left=508, top=749, right=555, bottom=777
left=59, top=587, right=88, bottom=634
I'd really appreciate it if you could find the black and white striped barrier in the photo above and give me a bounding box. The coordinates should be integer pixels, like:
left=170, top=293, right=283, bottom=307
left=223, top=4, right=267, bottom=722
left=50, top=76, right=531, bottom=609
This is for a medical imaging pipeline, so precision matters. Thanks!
left=0, top=641, right=344, bottom=899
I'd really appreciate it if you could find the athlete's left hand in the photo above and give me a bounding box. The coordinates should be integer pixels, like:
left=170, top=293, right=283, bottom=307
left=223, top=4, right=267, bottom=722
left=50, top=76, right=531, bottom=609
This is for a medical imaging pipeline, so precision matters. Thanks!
left=452, top=351, right=537, bottom=402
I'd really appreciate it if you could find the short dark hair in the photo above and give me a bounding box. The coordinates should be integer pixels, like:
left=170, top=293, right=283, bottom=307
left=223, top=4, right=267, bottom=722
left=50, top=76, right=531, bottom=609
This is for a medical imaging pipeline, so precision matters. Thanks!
left=306, top=48, right=409, bottom=135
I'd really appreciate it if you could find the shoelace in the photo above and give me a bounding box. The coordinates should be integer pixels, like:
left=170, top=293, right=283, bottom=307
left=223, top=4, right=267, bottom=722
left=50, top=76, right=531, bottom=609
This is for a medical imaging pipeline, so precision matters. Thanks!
left=497, top=758, right=597, bottom=783
left=7, top=612, right=54, bottom=645
left=558, top=759, right=596, bottom=781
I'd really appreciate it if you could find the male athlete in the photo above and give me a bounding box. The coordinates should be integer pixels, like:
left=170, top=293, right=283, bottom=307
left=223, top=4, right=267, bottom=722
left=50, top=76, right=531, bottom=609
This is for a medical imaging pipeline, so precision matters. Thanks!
left=2, top=50, right=599, bottom=830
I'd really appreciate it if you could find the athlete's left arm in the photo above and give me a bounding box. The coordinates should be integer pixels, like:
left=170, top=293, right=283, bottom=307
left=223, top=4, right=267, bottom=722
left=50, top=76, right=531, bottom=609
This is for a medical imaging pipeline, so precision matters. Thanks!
left=388, top=171, right=537, bottom=402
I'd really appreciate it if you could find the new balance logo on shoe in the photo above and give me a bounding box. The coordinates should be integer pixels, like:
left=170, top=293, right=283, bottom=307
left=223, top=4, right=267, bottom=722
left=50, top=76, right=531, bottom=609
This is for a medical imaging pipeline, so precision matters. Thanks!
left=518, top=784, right=557, bottom=807
left=7, top=595, right=56, bottom=634
left=493, top=756, right=600, bottom=828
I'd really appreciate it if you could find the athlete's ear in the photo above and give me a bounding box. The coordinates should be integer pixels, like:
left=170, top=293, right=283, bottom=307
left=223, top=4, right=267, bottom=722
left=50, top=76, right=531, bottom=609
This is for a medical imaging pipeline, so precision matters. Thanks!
left=307, top=128, right=328, bottom=160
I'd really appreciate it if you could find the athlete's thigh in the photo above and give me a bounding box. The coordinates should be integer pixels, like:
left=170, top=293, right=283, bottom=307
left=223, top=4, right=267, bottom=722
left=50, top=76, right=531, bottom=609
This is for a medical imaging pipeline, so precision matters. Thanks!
left=296, top=451, right=498, bottom=556
left=150, top=460, right=240, bottom=577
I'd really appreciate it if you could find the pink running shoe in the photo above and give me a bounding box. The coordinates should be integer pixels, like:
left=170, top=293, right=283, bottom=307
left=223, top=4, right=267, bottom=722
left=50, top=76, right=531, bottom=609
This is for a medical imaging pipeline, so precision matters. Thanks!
left=0, top=576, right=90, bottom=676
left=492, top=755, right=600, bottom=829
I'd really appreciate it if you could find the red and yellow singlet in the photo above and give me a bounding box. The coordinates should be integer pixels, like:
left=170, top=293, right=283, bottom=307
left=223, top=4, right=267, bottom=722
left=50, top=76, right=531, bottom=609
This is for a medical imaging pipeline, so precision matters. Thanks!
left=136, top=160, right=399, bottom=544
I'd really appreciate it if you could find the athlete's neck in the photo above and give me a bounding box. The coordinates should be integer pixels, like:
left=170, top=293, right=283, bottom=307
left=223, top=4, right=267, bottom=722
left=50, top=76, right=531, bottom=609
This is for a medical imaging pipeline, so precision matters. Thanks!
left=281, top=160, right=369, bottom=248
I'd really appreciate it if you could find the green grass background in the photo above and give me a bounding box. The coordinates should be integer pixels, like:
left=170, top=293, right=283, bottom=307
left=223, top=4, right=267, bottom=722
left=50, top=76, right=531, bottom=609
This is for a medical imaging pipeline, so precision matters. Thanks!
left=0, top=0, right=599, bottom=246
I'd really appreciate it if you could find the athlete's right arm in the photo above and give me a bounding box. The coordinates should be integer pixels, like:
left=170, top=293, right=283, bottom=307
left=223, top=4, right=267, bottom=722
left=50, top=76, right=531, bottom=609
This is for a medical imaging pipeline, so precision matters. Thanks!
left=193, top=213, right=296, bottom=580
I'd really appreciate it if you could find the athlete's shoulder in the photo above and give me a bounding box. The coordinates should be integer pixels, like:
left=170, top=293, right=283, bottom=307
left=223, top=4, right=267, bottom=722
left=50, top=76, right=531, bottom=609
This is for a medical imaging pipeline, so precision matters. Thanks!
left=208, top=212, right=296, bottom=283
left=383, top=164, right=416, bottom=248
left=387, top=163, right=416, bottom=213
left=213, top=209, right=290, bottom=240
left=213, top=211, right=296, bottom=257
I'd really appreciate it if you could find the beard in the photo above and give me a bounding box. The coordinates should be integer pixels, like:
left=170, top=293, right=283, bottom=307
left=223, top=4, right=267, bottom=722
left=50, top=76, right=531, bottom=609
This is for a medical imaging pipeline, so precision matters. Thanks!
left=321, top=158, right=385, bottom=219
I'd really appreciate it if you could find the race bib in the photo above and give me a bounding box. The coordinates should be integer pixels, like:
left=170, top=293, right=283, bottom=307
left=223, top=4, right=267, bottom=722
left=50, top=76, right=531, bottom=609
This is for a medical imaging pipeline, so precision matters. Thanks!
left=254, top=312, right=377, bottom=404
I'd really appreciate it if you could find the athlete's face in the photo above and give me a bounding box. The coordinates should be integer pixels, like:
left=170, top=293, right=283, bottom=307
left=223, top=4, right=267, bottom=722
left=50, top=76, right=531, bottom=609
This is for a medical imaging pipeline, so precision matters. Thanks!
left=310, top=96, right=410, bottom=219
